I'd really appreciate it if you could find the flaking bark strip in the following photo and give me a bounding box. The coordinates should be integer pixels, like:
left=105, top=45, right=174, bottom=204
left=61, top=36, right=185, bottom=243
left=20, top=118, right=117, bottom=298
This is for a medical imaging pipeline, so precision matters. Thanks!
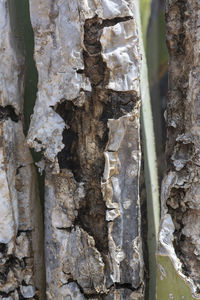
left=0, top=1, right=45, bottom=299
left=157, top=0, right=200, bottom=298
left=28, top=1, right=144, bottom=298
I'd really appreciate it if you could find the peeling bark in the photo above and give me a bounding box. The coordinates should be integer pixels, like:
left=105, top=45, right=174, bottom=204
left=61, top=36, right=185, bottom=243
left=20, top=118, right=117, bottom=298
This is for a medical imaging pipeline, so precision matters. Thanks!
left=28, top=1, right=144, bottom=299
left=157, top=0, right=200, bottom=298
left=0, top=1, right=44, bottom=299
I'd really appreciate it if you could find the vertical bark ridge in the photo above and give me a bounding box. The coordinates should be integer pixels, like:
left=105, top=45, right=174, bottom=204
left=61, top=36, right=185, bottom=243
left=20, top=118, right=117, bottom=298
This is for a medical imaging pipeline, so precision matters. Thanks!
left=0, top=1, right=45, bottom=299
left=157, top=1, right=200, bottom=298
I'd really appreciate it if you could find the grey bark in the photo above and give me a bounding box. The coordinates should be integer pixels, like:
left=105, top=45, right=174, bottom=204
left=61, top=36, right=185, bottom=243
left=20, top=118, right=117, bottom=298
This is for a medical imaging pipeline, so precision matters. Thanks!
left=27, top=1, right=145, bottom=299
left=0, top=0, right=155, bottom=299
left=157, top=0, right=200, bottom=298
left=0, top=1, right=45, bottom=299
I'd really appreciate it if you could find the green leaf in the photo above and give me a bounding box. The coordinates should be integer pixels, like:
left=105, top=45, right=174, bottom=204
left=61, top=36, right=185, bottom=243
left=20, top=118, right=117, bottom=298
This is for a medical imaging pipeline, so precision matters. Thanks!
left=140, top=0, right=151, bottom=45
left=157, top=255, right=200, bottom=300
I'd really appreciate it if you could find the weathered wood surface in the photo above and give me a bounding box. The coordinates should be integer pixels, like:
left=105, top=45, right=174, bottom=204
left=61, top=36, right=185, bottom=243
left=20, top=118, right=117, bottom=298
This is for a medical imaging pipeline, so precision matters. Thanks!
left=0, top=1, right=44, bottom=299
left=157, top=1, right=200, bottom=299
left=28, top=0, right=144, bottom=299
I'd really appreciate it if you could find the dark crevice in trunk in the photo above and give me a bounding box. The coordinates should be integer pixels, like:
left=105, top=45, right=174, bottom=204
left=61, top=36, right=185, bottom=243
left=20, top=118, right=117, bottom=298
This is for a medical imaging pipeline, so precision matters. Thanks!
left=0, top=105, right=20, bottom=122
left=65, top=278, right=141, bottom=299
left=0, top=243, right=7, bottom=253
left=0, top=256, right=17, bottom=283
left=114, top=282, right=139, bottom=291
left=56, top=94, right=109, bottom=255
left=66, top=278, right=107, bottom=299
left=101, top=16, right=133, bottom=28
left=54, top=14, right=139, bottom=293
left=55, top=227, right=72, bottom=233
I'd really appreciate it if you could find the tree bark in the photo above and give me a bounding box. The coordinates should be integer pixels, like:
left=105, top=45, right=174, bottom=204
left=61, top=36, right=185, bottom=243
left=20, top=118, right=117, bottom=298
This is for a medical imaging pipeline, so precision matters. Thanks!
left=0, top=1, right=45, bottom=299
left=27, top=1, right=144, bottom=299
left=157, top=1, right=200, bottom=299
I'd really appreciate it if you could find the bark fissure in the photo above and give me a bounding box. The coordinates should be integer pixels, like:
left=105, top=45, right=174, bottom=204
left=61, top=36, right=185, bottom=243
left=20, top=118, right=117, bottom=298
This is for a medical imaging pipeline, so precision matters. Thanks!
left=0, top=105, right=20, bottom=123
left=64, top=278, right=108, bottom=299
left=56, top=16, right=137, bottom=259
left=64, top=277, right=142, bottom=299
left=52, top=14, right=140, bottom=296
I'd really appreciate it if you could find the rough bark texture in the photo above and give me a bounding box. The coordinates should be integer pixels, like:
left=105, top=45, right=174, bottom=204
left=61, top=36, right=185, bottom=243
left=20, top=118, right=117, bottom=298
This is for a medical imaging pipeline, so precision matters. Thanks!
left=157, top=1, right=200, bottom=298
left=0, top=1, right=45, bottom=299
left=28, top=1, right=144, bottom=299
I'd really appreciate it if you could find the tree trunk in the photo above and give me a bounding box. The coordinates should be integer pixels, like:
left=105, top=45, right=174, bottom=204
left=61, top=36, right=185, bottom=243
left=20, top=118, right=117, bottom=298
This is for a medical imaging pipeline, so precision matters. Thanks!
left=4, top=0, right=200, bottom=298
left=27, top=1, right=145, bottom=299
left=0, top=1, right=45, bottom=299
left=157, top=1, right=200, bottom=299
left=0, top=0, right=164, bottom=299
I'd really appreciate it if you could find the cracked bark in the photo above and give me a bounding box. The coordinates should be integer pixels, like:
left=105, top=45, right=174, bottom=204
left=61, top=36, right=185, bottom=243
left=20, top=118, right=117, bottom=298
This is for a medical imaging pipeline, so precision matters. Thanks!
left=27, top=1, right=144, bottom=299
left=157, top=1, right=200, bottom=299
left=0, top=1, right=45, bottom=299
